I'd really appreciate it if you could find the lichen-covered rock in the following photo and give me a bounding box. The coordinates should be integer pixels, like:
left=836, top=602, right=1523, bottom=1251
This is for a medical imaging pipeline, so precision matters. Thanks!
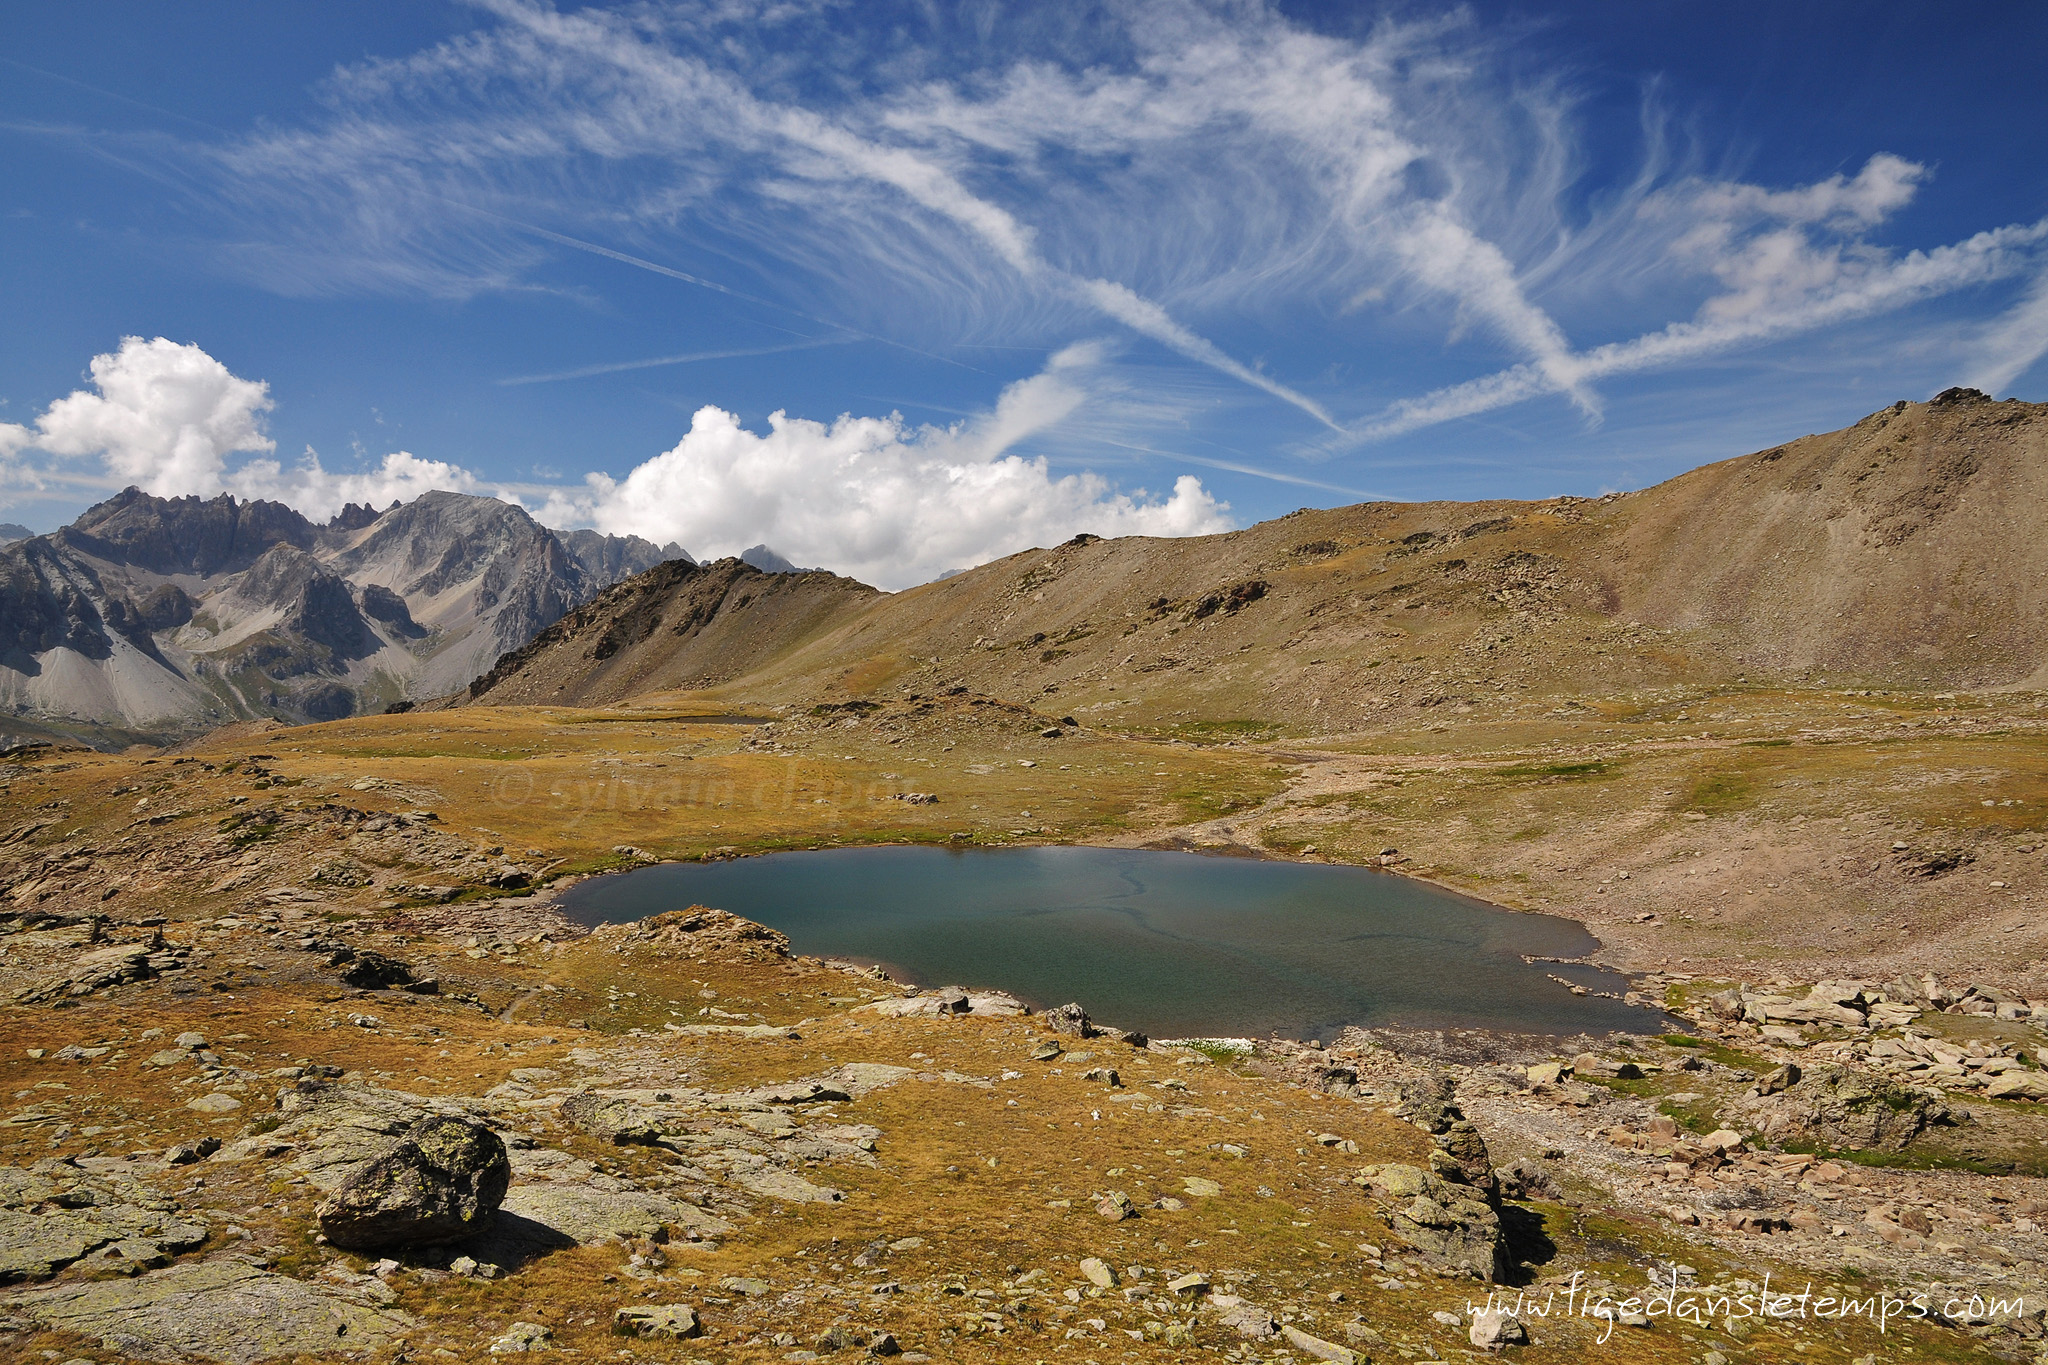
left=488, top=1185, right=731, bottom=1251
left=336, top=948, right=436, bottom=993
left=1399, top=1073, right=1459, bottom=1134
left=316, top=1116, right=510, bottom=1251
left=613, top=1303, right=702, bottom=1339
left=1436, top=1118, right=1500, bottom=1202
left=1470, top=1308, right=1528, bottom=1350
left=559, top=1093, right=665, bottom=1145
left=10, top=942, right=154, bottom=1003
left=1095, top=1190, right=1137, bottom=1220
left=1, top=1258, right=412, bottom=1363
left=1045, top=1002, right=1096, bottom=1037
left=1360, top=1163, right=1508, bottom=1282
left=1740, top=1064, right=1943, bottom=1151
left=0, top=1164, right=206, bottom=1284
left=1281, top=1323, right=1359, bottom=1362
left=612, top=906, right=790, bottom=962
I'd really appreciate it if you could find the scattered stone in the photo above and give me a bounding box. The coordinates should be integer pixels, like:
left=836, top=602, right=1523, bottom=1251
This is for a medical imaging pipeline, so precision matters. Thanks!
left=488, top=1321, right=553, bottom=1353
left=1029, top=1040, right=1063, bottom=1061
left=1079, top=1256, right=1118, bottom=1288
left=185, top=1094, right=242, bottom=1115
left=337, top=949, right=436, bottom=993
left=1182, top=1176, right=1223, bottom=1199
left=1167, top=1271, right=1210, bottom=1296
left=1045, top=1003, right=1096, bottom=1037
left=1280, top=1323, right=1358, bottom=1362
left=559, top=1093, right=665, bottom=1145
left=316, top=1116, right=511, bottom=1252
left=1217, top=1300, right=1279, bottom=1339
left=1469, top=1308, right=1528, bottom=1350
left=1095, top=1191, right=1137, bottom=1221
left=163, top=1137, right=220, bottom=1166
left=612, top=1304, right=702, bottom=1339
left=1757, top=1063, right=1801, bottom=1095
left=815, top=1322, right=860, bottom=1352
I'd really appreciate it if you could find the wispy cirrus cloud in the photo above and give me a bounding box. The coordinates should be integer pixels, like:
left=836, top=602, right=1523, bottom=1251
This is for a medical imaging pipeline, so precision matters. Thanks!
left=152, top=1, right=1607, bottom=431
left=28, top=0, right=2048, bottom=478
left=498, top=337, right=855, bottom=386
left=1342, top=159, right=2048, bottom=445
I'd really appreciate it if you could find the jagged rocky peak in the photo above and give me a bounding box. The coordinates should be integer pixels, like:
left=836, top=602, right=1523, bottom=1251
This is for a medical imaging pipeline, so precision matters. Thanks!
left=358, top=582, right=424, bottom=638
left=0, top=537, right=113, bottom=660
left=329, top=500, right=397, bottom=532
left=230, top=544, right=377, bottom=660
left=331, top=490, right=562, bottom=597
left=556, top=527, right=690, bottom=581
left=59, top=486, right=316, bottom=576
left=0, top=484, right=771, bottom=742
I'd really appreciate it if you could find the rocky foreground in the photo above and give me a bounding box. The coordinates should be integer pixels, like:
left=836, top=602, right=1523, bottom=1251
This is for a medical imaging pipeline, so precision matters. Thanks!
left=3, top=860, right=2048, bottom=1365
left=0, top=721, right=2045, bottom=1365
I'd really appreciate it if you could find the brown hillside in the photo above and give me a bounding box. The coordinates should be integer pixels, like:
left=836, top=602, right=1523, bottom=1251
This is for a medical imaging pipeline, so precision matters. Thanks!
left=457, top=391, right=2047, bottom=732
left=1600, top=386, right=2048, bottom=687
left=460, top=557, right=879, bottom=706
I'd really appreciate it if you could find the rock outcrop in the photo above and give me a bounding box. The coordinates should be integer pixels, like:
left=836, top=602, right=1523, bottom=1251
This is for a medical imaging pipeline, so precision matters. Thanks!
left=1358, top=1163, right=1508, bottom=1282
left=1738, top=1063, right=1946, bottom=1151
left=315, top=1117, right=512, bottom=1251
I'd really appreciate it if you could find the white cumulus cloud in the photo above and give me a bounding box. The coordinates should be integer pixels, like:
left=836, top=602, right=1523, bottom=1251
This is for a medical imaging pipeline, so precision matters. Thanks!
left=227, top=449, right=485, bottom=520
left=539, top=344, right=1232, bottom=589
left=30, top=337, right=275, bottom=495
left=7, top=337, right=1229, bottom=588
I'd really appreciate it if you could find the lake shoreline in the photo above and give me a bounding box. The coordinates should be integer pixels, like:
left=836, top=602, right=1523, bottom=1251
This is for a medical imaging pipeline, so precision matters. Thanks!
left=554, top=842, right=1668, bottom=1042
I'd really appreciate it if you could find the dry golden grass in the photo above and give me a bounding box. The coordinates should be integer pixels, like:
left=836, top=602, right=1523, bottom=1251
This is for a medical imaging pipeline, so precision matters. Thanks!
left=4, top=922, right=1994, bottom=1364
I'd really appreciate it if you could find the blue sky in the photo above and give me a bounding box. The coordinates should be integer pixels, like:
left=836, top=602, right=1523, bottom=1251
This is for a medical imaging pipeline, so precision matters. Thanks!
left=3, top=1, right=2045, bottom=587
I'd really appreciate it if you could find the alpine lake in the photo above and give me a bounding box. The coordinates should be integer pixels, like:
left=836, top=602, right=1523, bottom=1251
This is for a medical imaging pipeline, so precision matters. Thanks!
left=559, top=845, right=1667, bottom=1041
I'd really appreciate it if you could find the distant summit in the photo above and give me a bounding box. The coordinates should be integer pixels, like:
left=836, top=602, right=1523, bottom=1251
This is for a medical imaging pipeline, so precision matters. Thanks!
left=0, top=488, right=682, bottom=744
left=739, top=544, right=818, bottom=574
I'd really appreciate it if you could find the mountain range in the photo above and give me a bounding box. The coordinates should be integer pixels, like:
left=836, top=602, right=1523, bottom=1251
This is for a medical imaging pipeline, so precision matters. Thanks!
left=7, top=387, right=2039, bottom=748
left=458, top=388, right=2048, bottom=725
left=0, top=488, right=685, bottom=744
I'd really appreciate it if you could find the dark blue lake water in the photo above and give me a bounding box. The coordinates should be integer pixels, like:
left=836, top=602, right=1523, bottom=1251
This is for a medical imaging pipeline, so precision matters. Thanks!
left=558, top=845, right=1666, bottom=1040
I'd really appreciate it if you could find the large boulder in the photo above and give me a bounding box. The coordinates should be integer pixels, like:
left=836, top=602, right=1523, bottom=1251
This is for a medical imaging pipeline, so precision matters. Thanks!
left=1360, top=1163, right=1508, bottom=1282
left=1740, top=1064, right=1943, bottom=1151
left=316, top=1116, right=511, bottom=1251
left=1044, top=1003, right=1097, bottom=1037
